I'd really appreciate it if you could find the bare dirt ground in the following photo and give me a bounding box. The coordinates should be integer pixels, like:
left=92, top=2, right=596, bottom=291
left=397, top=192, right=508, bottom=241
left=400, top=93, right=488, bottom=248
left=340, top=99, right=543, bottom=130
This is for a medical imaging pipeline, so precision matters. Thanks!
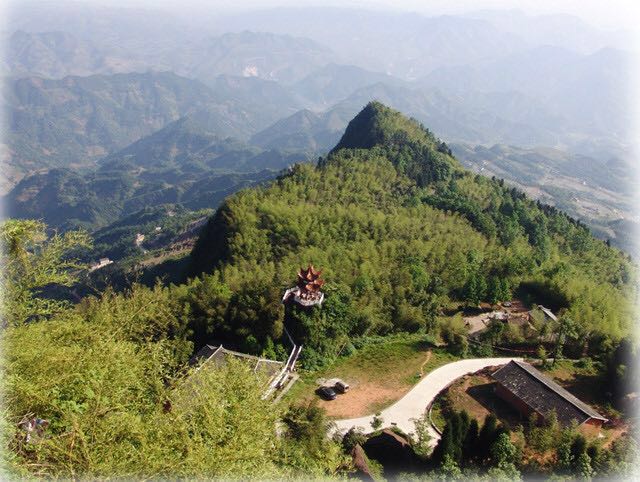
left=319, top=383, right=402, bottom=418
left=464, top=313, right=490, bottom=334
left=316, top=351, right=434, bottom=418
left=464, top=299, right=531, bottom=335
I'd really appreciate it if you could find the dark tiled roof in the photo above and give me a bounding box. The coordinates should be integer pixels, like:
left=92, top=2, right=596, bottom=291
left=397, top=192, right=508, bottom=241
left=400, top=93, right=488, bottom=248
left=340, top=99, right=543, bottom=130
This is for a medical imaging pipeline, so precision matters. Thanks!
left=492, top=360, right=607, bottom=425
left=189, top=344, right=222, bottom=365
left=351, top=445, right=374, bottom=481
left=189, top=344, right=284, bottom=379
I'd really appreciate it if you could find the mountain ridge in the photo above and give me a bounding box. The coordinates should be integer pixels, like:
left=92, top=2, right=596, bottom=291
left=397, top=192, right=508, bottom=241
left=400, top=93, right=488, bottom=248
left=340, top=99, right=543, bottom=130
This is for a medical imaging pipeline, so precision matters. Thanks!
left=188, top=102, right=633, bottom=361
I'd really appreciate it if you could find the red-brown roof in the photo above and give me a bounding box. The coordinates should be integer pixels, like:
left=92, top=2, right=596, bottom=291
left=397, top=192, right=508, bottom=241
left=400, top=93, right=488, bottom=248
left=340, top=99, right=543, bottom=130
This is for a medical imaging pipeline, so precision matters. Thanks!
left=297, top=264, right=325, bottom=291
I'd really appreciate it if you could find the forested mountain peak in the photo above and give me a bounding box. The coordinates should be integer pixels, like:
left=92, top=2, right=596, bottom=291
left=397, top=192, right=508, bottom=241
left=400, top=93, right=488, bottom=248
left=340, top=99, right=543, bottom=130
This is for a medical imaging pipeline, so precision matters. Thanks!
left=189, top=103, right=634, bottom=356
left=332, top=101, right=434, bottom=151
left=328, top=102, right=460, bottom=186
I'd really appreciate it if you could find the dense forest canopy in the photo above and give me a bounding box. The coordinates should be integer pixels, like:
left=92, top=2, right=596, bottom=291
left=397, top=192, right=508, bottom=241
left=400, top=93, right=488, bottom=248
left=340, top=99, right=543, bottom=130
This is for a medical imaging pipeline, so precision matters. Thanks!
left=189, top=102, right=636, bottom=362
left=1, top=102, right=637, bottom=479
left=0, top=225, right=344, bottom=478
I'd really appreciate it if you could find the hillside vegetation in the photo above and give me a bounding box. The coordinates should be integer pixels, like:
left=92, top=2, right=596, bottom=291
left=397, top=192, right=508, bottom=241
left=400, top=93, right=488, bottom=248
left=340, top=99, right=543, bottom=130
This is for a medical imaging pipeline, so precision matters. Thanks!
left=189, top=102, right=635, bottom=363
left=2, top=103, right=637, bottom=480
left=4, top=112, right=309, bottom=233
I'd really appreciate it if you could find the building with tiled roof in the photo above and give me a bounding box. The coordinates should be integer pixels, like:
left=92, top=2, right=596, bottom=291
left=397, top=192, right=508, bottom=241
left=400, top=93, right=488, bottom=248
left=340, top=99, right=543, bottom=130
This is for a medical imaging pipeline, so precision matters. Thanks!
left=492, top=360, right=607, bottom=427
left=190, top=344, right=284, bottom=383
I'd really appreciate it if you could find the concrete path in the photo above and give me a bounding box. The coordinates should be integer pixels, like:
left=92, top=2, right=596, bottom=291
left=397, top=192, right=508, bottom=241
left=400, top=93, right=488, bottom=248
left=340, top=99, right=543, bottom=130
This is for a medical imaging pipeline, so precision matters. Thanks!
left=332, top=357, right=521, bottom=446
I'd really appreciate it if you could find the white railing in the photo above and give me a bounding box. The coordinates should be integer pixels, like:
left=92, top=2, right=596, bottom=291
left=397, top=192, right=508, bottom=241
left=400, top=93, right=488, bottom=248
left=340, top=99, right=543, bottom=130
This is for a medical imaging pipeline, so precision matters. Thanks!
left=262, top=328, right=302, bottom=399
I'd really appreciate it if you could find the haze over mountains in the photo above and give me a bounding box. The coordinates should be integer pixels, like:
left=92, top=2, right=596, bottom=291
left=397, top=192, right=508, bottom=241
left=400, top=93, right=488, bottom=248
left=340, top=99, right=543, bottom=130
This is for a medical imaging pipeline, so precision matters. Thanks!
left=2, top=2, right=637, bottom=256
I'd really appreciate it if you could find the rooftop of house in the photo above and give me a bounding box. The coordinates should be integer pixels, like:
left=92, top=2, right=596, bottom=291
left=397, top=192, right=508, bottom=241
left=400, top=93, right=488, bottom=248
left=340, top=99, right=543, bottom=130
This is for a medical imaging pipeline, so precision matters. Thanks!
left=190, top=344, right=284, bottom=380
left=538, top=305, right=558, bottom=322
left=492, top=360, right=607, bottom=426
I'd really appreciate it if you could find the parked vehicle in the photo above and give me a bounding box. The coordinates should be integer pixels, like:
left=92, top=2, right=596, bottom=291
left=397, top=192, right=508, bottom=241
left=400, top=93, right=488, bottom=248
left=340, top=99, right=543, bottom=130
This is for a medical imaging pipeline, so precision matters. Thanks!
left=334, top=379, right=350, bottom=393
left=317, top=386, right=337, bottom=400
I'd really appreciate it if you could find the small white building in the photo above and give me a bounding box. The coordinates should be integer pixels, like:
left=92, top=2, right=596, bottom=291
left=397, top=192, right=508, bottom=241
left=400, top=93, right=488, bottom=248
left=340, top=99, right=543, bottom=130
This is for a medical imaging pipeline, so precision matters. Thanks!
left=135, top=233, right=145, bottom=247
left=89, top=258, right=113, bottom=272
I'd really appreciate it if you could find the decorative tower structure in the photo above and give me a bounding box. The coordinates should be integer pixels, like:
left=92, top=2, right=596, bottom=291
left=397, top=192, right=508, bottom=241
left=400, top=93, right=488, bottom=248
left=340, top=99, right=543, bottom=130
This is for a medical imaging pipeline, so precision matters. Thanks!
left=282, top=265, right=325, bottom=307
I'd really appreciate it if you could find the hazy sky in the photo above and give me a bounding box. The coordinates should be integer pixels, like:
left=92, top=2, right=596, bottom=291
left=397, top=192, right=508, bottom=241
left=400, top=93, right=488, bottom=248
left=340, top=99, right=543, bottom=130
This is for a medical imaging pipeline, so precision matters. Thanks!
left=53, top=0, right=640, bottom=31
left=395, top=0, right=639, bottom=30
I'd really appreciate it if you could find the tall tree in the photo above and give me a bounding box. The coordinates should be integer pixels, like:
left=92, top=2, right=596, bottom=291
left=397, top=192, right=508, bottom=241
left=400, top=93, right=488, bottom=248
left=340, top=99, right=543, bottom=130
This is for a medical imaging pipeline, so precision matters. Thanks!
left=498, top=278, right=511, bottom=302
left=488, top=276, right=501, bottom=305
left=463, top=274, right=480, bottom=306
left=462, top=418, right=480, bottom=463
left=490, top=432, right=520, bottom=476
left=605, top=338, right=638, bottom=406
left=478, top=414, right=498, bottom=462
left=1, top=219, right=90, bottom=326
left=553, top=316, right=579, bottom=365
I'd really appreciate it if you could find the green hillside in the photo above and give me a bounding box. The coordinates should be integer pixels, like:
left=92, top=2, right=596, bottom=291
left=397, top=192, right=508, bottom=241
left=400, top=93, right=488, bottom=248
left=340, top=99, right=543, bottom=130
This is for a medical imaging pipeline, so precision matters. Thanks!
left=3, top=102, right=637, bottom=481
left=4, top=110, right=311, bottom=233
left=189, top=102, right=634, bottom=361
left=2, top=71, right=307, bottom=192
left=451, top=142, right=636, bottom=255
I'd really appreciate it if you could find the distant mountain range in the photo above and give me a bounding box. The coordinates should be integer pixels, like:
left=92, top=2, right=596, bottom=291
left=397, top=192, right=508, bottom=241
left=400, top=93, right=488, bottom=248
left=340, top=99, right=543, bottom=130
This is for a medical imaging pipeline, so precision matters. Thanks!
left=249, top=107, right=351, bottom=152
left=421, top=46, right=633, bottom=152
left=2, top=4, right=636, bottom=257
left=4, top=7, right=633, bottom=169
left=1, top=70, right=307, bottom=190
left=291, top=63, right=406, bottom=108
left=7, top=41, right=629, bottom=184
left=4, top=29, right=335, bottom=83
left=100, top=112, right=309, bottom=174
left=4, top=120, right=308, bottom=232
left=218, top=7, right=630, bottom=76
left=2, top=72, right=214, bottom=186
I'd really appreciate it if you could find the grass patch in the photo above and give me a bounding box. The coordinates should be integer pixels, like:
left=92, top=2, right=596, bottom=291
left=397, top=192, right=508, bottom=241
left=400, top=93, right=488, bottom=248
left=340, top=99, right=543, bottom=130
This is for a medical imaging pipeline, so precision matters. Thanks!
left=540, top=358, right=599, bottom=379
left=430, top=398, right=446, bottom=433
left=284, top=334, right=458, bottom=418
